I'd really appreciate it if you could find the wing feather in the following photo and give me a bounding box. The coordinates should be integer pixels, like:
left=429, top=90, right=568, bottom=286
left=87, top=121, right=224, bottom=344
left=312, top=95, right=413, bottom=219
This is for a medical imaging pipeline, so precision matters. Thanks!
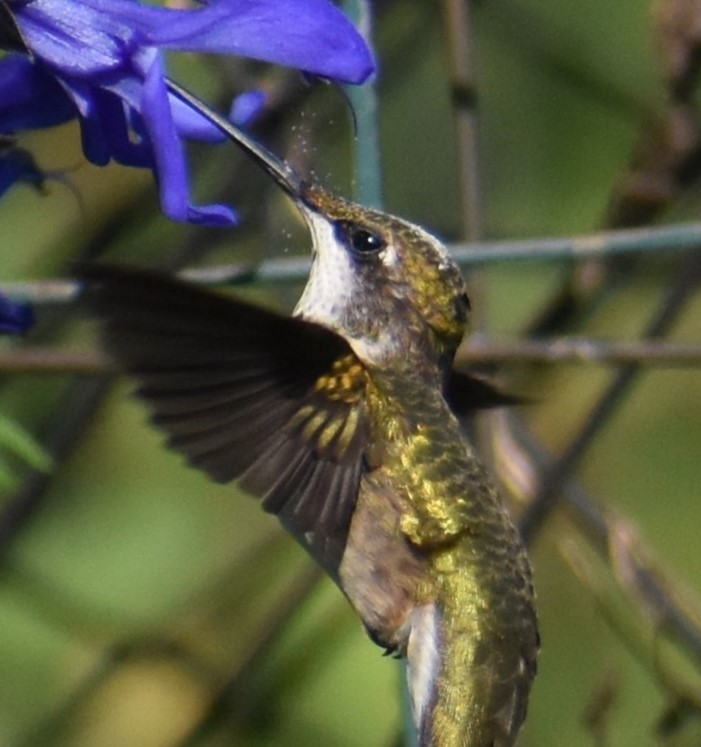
left=78, top=263, right=370, bottom=574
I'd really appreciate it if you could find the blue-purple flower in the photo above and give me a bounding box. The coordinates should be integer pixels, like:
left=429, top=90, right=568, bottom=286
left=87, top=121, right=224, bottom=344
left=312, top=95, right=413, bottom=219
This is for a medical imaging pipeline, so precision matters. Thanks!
left=0, top=0, right=375, bottom=225
left=0, top=291, right=33, bottom=334
left=0, top=136, right=49, bottom=198
left=230, top=90, right=268, bottom=127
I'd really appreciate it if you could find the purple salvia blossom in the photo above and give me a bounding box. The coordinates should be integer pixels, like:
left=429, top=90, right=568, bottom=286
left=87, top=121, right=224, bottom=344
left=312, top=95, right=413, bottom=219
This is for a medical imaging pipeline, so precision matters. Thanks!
left=0, top=0, right=375, bottom=224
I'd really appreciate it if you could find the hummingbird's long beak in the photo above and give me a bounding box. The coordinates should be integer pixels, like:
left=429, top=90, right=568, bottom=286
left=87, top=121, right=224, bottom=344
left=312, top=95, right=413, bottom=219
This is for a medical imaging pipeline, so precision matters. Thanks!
left=166, top=78, right=305, bottom=201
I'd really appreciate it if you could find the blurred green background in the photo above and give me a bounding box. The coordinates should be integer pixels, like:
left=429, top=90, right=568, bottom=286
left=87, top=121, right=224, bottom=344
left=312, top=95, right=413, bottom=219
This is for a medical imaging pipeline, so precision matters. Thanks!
left=1, top=1, right=700, bottom=746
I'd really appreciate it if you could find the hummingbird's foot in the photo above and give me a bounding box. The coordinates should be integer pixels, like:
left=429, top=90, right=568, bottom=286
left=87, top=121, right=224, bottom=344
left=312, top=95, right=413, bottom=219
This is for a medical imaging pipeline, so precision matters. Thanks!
left=363, top=622, right=404, bottom=659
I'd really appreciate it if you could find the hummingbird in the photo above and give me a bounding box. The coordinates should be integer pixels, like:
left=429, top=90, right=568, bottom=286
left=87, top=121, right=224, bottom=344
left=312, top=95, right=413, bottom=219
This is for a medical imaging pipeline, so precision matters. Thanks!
left=78, top=82, right=538, bottom=747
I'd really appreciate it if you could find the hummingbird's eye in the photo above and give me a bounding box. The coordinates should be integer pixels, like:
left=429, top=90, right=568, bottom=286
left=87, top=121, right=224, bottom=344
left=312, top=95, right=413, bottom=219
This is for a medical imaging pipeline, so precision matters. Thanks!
left=334, top=220, right=386, bottom=256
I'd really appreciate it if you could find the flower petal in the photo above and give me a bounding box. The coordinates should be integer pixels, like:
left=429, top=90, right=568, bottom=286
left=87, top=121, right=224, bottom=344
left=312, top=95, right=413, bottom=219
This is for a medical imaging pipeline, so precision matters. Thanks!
left=14, top=0, right=154, bottom=76
left=230, top=90, right=267, bottom=126
left=141, top=56, right=235, bottom=226
left=169, top=95, right=226, bottom=142
left=147, top=0, right=375, bottom=84
left=0, top=55, right=75, bottom=132
left=0, top=291, right=34, bottom=334
left=0, top=143, right=46, bottom=197
left=63, top=74, right=152, bottom=167
left=91, top=90, right=152, bottom=167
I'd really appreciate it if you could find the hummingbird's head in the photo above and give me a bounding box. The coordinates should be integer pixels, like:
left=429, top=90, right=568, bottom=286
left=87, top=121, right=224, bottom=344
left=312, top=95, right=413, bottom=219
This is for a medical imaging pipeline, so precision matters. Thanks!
left=163, top=82, right=469, bottom=371
left=293, top=185, right=470, bottom=371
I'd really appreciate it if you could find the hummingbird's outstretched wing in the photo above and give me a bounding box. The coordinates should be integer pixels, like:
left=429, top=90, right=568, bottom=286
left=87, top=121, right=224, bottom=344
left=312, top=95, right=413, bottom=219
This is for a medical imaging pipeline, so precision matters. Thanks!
left=77, top=264, right=369, bottom=573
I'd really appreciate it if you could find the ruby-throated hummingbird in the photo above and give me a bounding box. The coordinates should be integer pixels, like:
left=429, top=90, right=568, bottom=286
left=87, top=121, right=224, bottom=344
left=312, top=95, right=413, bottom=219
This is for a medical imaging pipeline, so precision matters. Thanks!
left=78, top=81, right=538, bottom=747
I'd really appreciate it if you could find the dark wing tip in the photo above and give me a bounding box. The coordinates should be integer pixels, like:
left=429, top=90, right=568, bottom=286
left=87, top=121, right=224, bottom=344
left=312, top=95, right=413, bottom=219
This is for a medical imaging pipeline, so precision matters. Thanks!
left=445, top=370, right=531, bottom=415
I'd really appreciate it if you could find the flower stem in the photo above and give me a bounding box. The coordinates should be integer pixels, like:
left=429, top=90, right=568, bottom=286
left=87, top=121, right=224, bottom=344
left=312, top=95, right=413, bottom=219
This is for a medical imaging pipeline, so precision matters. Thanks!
left=342, top=0, right=383, bottom=209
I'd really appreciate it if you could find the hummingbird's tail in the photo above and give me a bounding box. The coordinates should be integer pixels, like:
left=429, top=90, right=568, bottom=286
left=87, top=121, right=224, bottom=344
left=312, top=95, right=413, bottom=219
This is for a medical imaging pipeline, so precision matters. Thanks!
left=406, top=602, right=536, bottom=747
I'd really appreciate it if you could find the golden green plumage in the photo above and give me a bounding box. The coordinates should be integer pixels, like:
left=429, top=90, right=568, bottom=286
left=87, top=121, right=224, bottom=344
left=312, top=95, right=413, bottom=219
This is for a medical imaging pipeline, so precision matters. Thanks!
left=337, top=368, right=537, bottom=746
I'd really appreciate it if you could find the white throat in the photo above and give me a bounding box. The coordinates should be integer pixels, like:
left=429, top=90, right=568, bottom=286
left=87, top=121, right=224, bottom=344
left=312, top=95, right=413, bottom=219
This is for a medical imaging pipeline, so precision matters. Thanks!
left=293, top=210, right=355, bottom=327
